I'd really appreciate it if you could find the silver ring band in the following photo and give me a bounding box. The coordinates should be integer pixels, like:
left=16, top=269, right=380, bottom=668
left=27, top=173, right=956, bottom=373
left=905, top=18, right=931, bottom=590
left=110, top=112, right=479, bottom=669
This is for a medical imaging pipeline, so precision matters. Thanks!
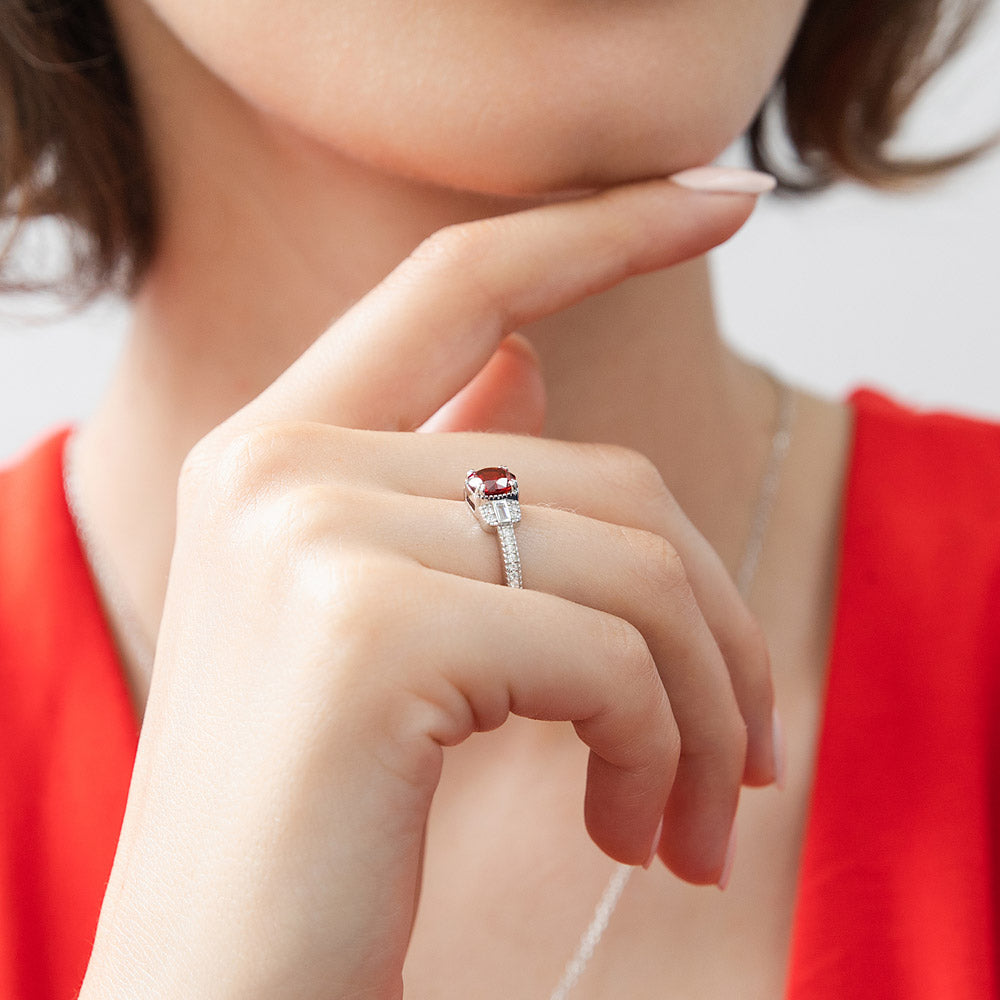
left=496, top=524, right=522, bottom=589
left=465, top=466, right=523, bottom=589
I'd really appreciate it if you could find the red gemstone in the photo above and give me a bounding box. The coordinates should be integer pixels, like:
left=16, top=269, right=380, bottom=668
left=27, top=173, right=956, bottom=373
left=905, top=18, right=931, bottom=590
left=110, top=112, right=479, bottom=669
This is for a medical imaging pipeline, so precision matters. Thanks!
left=468, top=466, right=514, bottom=496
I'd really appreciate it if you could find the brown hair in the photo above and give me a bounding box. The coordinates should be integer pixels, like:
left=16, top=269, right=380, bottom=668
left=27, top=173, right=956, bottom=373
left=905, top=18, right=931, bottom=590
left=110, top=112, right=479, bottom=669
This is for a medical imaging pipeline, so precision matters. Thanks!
left=0, top=0, right=154, bottom=305
left=748, top=0, right=999, bottom=189
left=0, top=0, right=996, bottom=305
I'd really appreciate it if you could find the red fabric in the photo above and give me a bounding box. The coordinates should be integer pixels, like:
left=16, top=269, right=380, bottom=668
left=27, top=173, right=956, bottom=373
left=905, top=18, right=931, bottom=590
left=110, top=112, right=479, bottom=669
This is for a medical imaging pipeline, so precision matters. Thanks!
left=787, top=388, right=1000, bottom=997
left=0, top=388, right=998, bottom=998
left=0, top=429, right=139, bottom=1000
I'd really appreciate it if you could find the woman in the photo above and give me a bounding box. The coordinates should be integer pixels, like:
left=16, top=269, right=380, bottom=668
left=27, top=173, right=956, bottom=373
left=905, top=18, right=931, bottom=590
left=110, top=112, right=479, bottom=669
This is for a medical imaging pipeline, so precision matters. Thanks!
left=0, top=0, right=997, bottom=997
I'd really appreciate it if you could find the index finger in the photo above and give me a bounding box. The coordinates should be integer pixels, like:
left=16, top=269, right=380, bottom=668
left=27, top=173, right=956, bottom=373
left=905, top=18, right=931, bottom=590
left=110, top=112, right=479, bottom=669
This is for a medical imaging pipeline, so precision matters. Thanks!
left=236, top=176, right=763, bottom=432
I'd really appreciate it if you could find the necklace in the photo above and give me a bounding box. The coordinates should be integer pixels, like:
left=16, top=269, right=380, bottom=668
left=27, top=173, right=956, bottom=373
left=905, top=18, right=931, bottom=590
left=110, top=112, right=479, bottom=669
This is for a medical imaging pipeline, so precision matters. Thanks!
left=63, top=369, right=797, bottom=998
left=547, top=369, right=795, bottom=1000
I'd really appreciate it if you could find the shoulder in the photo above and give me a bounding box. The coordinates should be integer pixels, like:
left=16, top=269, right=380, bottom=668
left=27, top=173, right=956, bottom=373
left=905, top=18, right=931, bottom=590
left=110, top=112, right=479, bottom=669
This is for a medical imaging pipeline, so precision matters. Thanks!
left=839, top=386, right=1000, bottom=694
left=848, top=385, right=1000, bottom=513
left=0, top=428, right=77, bottom=622
left=846, top=386, right=1000, bottom=557
left=0, top=423, right=136, bottom=788
left=0, top=431, right=138, bottom=1000
left=0, top=428, right=79, bottom=719
left=793, top=388, right=1000, bottom=996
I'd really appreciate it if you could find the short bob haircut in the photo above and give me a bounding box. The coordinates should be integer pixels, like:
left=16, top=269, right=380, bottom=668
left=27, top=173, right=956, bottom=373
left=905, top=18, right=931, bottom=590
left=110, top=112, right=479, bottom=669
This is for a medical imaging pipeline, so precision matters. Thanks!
left=0, top=0, right=997, bottom=306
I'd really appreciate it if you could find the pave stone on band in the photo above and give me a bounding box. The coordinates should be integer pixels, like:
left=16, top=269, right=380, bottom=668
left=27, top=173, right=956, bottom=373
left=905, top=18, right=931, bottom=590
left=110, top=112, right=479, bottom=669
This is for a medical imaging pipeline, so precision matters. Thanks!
left=465, top=466, right=523, bottom=589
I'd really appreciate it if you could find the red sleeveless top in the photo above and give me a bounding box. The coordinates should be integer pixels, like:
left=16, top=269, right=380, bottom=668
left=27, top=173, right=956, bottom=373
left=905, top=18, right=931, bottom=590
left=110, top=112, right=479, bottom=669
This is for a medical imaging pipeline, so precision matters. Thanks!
left=0, top=388, right=998, bottom=998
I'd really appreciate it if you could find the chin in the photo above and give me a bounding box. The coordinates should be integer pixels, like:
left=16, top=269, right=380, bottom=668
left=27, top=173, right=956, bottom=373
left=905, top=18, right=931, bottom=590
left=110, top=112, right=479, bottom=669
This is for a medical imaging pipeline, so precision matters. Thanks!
left=125, top=0, right=791, bottom=201
left=279, top=95, right=747, bottom=202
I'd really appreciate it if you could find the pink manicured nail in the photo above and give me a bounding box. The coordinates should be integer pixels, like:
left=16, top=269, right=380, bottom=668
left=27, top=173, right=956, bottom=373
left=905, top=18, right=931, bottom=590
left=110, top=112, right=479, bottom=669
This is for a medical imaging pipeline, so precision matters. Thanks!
left=643, top=816, right=664, bottom=870
left=717, top=824, right=737, bottom=890
left=772, top=706, right=787, bottom=791
left=669, top=166, right=777, bottom=195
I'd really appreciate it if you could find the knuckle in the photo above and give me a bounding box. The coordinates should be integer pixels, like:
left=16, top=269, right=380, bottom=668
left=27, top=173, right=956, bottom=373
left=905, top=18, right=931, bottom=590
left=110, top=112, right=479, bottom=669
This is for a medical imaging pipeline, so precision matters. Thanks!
left=411, top=218, right=503, bottom=272
left=257, top=482, right=349, bottom=553
left=599, top=613, right=656, bottom=687
left=258, top=550, right=406, bottom=699
left=620, top=527, right=705, bottom=641
left=178, top=421, right=343, bottom=516
left=322, top=554, right=418, bottom=660
left=408, top=219, right=508, bottom=318
left=177, top=425, right=286, bottom=516
left=627, top=528, right=689, bottom=599
left=177, top=424, right=377, bottom=584
left=589, top=442, right=674, bottom=511
left=594, top=614, right=679, bottom=775
left=624, top=452, right=672, bottom=508
left=216, top=425, right=296, bottom=504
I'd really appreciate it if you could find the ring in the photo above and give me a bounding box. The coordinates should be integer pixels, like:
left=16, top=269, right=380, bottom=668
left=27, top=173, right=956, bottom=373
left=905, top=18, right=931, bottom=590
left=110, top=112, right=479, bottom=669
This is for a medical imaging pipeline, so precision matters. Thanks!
left=465, top=466, right=523, bottom=588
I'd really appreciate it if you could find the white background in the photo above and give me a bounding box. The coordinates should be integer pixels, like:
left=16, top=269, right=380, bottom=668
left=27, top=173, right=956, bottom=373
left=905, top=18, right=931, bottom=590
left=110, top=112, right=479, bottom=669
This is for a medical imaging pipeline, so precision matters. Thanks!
left=2, top=5, right=999, bottom=463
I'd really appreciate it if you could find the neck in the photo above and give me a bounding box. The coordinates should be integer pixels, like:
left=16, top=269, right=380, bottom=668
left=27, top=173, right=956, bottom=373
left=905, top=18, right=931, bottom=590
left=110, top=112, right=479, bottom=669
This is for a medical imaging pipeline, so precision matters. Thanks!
left=74, top=0, right=785, bottom=705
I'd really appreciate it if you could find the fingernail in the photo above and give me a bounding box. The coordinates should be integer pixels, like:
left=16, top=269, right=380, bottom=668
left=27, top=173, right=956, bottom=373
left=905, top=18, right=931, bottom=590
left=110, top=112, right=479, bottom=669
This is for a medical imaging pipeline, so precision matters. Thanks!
left=717, top=824, right=737, bottom=890
left=669, top=166, right=777, bottom=195
left=643, top=815, right=664, bottom=870
left=772, top=706, right=787, bottom=791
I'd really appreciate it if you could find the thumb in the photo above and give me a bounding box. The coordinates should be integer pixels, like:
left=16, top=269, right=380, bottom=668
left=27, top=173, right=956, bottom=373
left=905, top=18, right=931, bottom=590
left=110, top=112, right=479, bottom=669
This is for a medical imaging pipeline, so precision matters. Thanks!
left=417, top=333, right=546, bottom=435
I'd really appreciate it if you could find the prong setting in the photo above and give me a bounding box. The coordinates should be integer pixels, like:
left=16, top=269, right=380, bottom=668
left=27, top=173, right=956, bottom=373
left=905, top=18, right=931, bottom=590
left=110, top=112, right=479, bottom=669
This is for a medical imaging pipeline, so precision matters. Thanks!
left=464, top=466, right=523, bottom=588
left=465, top=466, right=521, bottom=531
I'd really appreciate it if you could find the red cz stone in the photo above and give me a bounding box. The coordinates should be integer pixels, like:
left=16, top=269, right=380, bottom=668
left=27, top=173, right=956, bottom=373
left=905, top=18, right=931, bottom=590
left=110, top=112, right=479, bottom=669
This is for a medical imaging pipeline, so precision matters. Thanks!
left=467, top=466, right=515, bottom=496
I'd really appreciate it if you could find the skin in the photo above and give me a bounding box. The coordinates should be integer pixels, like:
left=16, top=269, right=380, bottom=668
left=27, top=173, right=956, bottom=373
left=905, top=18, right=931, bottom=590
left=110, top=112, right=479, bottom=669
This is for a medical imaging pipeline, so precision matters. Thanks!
left=73, top=0, right=853, bottom=996
left=128, top=0, right=810, bottom=193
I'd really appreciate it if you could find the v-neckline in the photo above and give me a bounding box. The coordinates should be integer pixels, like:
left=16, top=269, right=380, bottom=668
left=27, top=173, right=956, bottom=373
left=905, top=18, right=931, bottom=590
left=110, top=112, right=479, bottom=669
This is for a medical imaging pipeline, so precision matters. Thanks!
left=52, top=388, right=871, bottom=997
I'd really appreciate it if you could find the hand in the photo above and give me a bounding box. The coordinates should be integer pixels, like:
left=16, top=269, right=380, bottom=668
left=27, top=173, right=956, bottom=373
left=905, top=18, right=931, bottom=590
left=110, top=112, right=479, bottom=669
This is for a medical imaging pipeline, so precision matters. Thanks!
left=80, top=177, right=778, bottom=1000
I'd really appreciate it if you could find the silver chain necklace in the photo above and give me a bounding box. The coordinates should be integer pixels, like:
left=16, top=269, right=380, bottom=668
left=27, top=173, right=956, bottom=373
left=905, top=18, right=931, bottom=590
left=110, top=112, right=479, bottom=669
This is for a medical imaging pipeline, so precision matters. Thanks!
left=547, top=370, right=795, bottom=1000
left=63, top=369, right=796, bottom=1000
